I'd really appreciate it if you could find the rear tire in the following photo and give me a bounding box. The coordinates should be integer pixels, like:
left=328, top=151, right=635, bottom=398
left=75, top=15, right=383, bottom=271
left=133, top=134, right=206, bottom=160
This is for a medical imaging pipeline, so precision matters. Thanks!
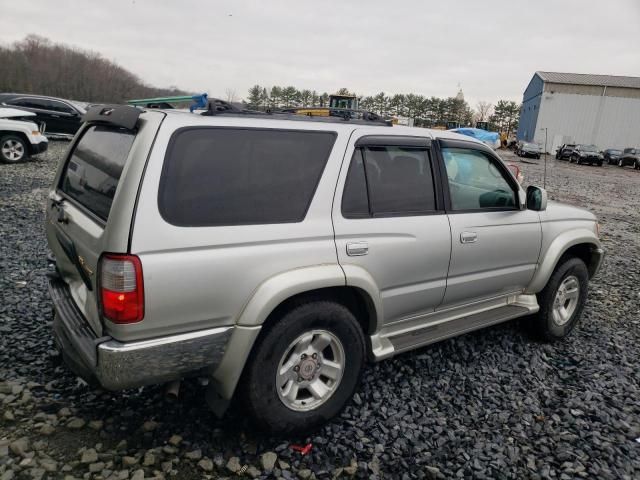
left=241, top=300, right=366, bottom=434
left=534, top=257, right=589, bottom=341
left=618, top=158, right=624, bottom=167
left=0, top=135, right=28, bottom=164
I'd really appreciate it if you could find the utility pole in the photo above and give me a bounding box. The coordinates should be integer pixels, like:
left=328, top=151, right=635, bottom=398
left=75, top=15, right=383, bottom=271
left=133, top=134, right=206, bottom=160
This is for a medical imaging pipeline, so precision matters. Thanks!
left=541, top=127, right=548, bottom=188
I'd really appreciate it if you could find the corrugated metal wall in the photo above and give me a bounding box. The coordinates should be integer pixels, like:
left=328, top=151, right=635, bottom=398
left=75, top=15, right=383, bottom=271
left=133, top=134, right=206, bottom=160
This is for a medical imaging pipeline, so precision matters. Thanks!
left=533, top=91, right=640, bottom=151
left=516, top=74, right=544, bottom=141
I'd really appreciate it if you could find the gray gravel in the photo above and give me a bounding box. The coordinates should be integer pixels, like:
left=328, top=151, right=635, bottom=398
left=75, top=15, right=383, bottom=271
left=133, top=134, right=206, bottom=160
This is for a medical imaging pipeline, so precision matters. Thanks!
left=1, top=143, right=639, bottom=479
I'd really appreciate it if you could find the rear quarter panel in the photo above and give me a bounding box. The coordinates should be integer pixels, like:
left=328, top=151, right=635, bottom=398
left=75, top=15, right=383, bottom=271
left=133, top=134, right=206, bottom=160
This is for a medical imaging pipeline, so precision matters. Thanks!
left=122, top=115, right=350, bottom=342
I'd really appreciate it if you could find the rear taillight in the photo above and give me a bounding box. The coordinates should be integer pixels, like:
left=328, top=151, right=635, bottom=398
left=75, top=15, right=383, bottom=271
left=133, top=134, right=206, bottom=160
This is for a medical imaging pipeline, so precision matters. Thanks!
left=100, top=254, right=144, bottom=324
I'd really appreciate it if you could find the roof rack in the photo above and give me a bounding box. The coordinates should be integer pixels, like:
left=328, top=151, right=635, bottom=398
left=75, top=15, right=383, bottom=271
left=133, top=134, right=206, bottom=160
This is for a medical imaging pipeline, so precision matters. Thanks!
left=201, top=99, right=392, bottom=126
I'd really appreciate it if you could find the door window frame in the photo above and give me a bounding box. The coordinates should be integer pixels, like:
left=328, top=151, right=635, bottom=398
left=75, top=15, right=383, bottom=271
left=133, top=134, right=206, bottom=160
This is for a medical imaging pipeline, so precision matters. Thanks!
left=434, top=138, right=522, bottom=214
left=340, top=135, right=446, bottom=219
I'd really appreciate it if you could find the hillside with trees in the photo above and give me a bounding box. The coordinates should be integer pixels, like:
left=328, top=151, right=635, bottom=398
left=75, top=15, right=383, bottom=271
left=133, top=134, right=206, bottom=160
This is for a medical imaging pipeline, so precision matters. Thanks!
left=0, top=35, right=188, bottom=103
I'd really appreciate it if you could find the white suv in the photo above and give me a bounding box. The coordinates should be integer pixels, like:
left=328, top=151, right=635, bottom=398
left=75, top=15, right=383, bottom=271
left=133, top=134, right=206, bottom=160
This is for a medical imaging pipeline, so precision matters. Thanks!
left=0, top=107, right=48, bottom=163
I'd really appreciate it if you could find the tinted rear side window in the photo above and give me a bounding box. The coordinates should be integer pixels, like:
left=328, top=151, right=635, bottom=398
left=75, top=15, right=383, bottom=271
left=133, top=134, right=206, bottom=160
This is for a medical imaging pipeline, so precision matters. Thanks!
left=342, top=146, right=437, bottom=217
left=59, top=126, right=135, bottom=221
left=159, top=128, right=336, bottom=227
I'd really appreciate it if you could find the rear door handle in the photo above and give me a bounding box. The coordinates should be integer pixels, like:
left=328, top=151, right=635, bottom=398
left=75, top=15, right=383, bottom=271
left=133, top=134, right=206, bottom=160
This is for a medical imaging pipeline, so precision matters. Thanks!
left=460, top=232, right=477, bottom=244
left=346, top=241, right=368, bottom=256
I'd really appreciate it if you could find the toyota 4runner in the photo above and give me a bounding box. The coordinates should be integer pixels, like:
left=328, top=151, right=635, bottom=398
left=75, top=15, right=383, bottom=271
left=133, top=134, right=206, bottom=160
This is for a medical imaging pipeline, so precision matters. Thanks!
left=46, top=102, right=604, bottom=433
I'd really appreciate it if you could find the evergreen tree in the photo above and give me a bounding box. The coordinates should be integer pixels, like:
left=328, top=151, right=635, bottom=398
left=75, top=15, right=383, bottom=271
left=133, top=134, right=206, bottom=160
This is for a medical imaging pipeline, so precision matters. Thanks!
left=247, top=85, right=263, bottom=109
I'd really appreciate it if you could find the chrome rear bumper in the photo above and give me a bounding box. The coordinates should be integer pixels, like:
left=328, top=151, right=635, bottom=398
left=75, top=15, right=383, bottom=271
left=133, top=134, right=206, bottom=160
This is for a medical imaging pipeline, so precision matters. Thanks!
left=49, top=278, right=233, bottom=390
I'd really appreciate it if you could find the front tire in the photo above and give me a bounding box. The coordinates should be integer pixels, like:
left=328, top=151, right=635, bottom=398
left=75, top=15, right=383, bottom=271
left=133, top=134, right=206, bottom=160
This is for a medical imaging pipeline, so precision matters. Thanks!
left=534, top=257, right=589, bottom=341
left=618, top=158, right=624, bottom=167
left=241, top=300, right=366, bottom=434
left=0, top=135, right=28, bottom=164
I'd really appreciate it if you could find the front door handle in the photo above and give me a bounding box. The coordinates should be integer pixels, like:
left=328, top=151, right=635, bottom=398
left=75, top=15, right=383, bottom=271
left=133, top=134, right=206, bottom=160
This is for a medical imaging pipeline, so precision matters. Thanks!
left=346, top=241, right=368, bottom=256
left=460, top=232, right=477, bottom=244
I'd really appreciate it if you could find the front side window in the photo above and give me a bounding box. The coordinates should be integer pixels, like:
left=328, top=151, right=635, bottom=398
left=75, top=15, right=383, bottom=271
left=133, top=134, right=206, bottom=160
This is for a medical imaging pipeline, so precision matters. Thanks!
left=342, top=145, right=436, bottom=217
left=46, top=100, right=74, bottom=114
left=12, top=98, right=47, bottom=110
left=159, top=128, right=336, bottom=227
left=442, top=147, right=516, bottom=211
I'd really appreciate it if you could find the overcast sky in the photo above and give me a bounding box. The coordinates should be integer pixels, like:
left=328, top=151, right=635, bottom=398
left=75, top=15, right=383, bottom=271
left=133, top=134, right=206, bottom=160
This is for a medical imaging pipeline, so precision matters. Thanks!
left=2, top=0, right=639, bottom=106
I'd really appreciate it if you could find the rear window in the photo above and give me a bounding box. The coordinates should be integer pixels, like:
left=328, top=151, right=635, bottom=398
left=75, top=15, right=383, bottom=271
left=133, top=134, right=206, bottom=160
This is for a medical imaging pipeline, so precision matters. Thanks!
left=59, top=126, right=135, bottom=221
left=159, top=127, right=336, bottom=227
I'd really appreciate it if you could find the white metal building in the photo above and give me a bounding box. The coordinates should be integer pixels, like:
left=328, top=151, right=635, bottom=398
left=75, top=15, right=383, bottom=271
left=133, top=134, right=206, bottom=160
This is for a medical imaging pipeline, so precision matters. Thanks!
left=516, top=72, right=640, bottom=153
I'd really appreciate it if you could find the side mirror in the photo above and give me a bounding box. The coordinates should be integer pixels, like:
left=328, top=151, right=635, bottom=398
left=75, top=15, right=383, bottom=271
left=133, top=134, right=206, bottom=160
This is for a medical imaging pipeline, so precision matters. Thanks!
left=526, top=185, right=547, bottom=211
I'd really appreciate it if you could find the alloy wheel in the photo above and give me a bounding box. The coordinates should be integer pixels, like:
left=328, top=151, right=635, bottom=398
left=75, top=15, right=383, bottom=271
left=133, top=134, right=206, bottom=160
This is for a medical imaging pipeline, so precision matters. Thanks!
left=552, top=275, right=580, bottom=326
left=276, top=329, right=345, bottom=412
left=1, top=139, right=25, bottom=162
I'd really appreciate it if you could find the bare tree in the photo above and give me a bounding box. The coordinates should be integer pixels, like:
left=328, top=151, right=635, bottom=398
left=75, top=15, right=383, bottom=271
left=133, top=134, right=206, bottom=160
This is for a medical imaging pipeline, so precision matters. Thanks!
left=224, top=88, right=239, bottom=102
left=475, top=101, right=493, bottom=122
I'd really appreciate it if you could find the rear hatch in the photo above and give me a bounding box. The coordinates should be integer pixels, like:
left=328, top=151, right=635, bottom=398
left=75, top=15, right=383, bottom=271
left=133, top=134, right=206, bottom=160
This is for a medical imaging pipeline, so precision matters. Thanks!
left=46, top=109, right=164, bottom=336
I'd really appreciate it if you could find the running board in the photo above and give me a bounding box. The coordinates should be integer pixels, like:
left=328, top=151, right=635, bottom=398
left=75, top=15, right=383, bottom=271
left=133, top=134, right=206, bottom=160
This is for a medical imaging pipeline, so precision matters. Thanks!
left=370, top=298, right=538, bottom=360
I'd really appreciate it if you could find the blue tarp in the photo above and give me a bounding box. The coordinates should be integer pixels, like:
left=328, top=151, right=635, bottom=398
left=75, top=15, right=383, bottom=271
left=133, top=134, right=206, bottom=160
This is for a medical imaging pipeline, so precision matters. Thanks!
left=451, top=127, right=500, bottom=145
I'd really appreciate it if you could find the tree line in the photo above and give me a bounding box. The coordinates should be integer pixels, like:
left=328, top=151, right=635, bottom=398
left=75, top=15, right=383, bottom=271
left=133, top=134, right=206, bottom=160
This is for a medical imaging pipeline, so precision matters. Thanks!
left=0, top=35, right=188, bottom=103
left=247, top=85, right=520, bottom=133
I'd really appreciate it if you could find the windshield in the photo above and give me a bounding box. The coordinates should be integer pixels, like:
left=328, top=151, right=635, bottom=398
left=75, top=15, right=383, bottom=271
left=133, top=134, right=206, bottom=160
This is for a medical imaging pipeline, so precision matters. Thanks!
left=581, top=145, right=598, bottom=152
left=69, top=100, right=88, bottom=113
left=524, top=143, right=539, bottom=149
left=609, top=150, right=622, bottom=155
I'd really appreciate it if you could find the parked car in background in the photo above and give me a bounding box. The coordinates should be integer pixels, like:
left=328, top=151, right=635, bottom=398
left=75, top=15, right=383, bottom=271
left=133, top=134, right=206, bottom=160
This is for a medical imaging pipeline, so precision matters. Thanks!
left=570, top=144, right=603, bottom=166
left=555, top=143, right=576, bottom=160
left=0, top=107, right=48, bottom=163
left=617, top=148, right=640, bottom=169
left=0, top=93, right=86, bottom=137
left=515, top=141, right=541, bottom=159
left=46, top=102, right=604, bottom=433
left=602, top=148, right=623, bottom=165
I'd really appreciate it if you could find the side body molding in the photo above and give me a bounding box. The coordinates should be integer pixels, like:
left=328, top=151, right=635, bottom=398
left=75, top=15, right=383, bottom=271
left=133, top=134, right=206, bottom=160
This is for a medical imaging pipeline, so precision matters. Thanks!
left=525, top=228, right=603, bottom=294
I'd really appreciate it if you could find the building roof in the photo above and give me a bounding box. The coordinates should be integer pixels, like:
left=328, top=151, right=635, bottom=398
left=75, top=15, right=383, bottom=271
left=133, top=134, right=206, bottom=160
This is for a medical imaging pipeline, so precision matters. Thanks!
left=536, top=71, right=640, bottom=89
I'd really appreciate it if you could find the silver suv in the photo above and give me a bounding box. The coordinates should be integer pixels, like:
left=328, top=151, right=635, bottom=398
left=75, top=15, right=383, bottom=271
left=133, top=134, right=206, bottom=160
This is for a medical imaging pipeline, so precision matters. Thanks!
left=46, top=102, right=604, bottom=433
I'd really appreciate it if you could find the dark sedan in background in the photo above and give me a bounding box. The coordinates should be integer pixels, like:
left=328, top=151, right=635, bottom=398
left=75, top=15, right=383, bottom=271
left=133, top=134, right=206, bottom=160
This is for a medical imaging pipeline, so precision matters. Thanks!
left=555, top=143, right=576, bottom=160
left=570, top=144, right=603, bottom=166
left=0, top=93, right=86, bottom=137
left=515, top=141, right=542, bottom=159
left=618, top=148, right=640, bottom=169
left=602, top=148, right=623, bottom=165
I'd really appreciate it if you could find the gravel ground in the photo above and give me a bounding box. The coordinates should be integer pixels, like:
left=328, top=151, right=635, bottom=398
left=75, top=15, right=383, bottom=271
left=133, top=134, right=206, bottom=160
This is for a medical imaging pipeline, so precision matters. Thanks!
left=1, top=142, right=639, bottom=480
